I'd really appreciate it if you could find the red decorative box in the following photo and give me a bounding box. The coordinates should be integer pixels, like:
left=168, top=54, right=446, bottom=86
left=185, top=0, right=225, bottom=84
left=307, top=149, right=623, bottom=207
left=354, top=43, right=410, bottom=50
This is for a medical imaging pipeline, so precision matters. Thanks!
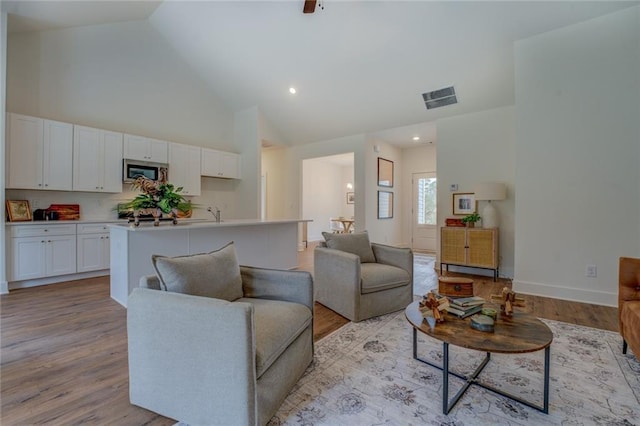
left=445, top=218, right=465, bottom=227
left=48, top=204, right=80, bottom=220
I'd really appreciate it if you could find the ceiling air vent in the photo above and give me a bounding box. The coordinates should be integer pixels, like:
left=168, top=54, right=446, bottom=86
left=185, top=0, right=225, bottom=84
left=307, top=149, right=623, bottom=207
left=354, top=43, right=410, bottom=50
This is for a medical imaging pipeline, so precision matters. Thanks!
left=422, top=86, right=457, bottom=110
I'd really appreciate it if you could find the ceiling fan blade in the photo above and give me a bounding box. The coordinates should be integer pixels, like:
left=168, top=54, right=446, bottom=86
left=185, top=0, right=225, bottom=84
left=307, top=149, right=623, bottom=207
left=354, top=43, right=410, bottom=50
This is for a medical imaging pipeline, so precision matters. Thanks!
left=303, top=0, right=316, bottom=14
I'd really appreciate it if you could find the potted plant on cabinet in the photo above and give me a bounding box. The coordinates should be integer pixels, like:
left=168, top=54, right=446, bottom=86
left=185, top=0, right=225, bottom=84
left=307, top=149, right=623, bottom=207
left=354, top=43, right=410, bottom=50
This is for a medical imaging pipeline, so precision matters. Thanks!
left=124, top=177, right=193, bottom=226
left=461, top=213, right=481, bottom=228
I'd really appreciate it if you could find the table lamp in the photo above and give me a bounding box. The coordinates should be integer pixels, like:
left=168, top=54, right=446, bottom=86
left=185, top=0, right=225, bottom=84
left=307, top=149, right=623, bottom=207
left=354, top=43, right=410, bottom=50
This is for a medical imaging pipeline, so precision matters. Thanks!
left=474, top=183, right=506, bottom=228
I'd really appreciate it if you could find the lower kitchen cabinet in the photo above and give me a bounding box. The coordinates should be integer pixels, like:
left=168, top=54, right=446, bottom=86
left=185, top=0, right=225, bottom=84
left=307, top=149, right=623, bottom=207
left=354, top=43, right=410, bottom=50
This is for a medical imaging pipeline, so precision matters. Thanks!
left=7, top=223, right=114, bottom=284
left=77, top=224, right=111, bottom=272
left=10, top=225, right=77, bottom=281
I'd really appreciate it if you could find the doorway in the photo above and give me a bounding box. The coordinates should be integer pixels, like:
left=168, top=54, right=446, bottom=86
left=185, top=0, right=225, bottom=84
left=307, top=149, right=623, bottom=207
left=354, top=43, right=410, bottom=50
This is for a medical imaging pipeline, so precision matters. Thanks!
left=412, top=172, right=437, bottom=252
left=302, top=153, right=354, bottom=242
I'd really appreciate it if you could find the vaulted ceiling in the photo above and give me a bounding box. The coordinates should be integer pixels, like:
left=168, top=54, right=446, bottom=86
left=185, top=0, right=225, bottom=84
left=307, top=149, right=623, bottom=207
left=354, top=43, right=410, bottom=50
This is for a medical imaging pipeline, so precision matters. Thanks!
left=4, top=1, right=638, bottom=147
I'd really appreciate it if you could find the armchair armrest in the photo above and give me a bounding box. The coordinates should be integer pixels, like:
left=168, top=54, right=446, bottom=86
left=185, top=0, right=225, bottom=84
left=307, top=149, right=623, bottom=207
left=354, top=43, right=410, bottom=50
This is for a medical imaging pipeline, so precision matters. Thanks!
left=372, top=243, right=413, bottom=277
left=314, top=247, right=361, bottom=318
left=619, top=257, right=640, bottom=302
left=314, top=247, right=361, bottom=289
left=240, top=266, right=314, bottom=311
left=139, top=275, right=161, bottom=290
left=127, top=288, right=257, bottom=425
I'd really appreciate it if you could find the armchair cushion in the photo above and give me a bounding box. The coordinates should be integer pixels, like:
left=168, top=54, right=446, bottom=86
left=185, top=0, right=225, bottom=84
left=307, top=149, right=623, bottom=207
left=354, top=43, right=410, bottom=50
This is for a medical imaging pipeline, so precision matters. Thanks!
left=322, top=231, right=376, bottom=263
left=238, top=297, right=312, bottom=377
left=152, top=241, right=243, bottom=301
left=360, top=263, right=411, bottom=294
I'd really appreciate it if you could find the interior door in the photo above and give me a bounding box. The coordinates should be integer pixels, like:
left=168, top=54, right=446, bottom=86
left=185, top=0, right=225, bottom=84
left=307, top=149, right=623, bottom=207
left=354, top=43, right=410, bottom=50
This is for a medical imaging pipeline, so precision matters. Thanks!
left=412, top=172, right=437, bottom=252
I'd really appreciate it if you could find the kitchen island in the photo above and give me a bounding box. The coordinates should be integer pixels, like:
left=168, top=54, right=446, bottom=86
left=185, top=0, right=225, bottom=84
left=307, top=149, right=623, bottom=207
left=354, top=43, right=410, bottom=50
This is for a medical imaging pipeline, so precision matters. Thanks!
left=109, top=219, right=310, bottom=307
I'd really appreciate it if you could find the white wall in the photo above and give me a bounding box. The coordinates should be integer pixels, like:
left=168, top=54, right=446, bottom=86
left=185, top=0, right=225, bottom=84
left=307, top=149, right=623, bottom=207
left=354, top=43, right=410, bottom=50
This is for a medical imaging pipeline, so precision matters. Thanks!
left=341, top=166, right=355, bottom=219
left=302, top=158, right=347, bottom=241
left=1, top=12, right=8, bottom=293
left=365, top=137, right=404, bottom=245
left=436, top=106, right=516, bottom=278
left=261, top=147, right=289, bottom=219
left=514, top=6, right=640, bottom=306
left=401, top=144, right=437, bottom=247
left=6, top=20, right=233, bottom=149
left=233, top=107, right=261, bottom=219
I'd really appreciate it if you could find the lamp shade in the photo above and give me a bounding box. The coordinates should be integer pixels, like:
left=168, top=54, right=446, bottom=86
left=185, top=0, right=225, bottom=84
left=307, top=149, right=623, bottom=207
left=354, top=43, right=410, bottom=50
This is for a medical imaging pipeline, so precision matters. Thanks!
left=474, top=183, right=506, bottom=201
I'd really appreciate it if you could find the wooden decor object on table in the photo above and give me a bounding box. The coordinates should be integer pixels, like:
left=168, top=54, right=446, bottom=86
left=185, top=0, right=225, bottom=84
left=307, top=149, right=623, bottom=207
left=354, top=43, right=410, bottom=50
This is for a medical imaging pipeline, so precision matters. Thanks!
left=438, top=276, right=474, bottom=298
left=419, top=291, right=448, bottom=323
left=490, top=287, right=525, bottom=316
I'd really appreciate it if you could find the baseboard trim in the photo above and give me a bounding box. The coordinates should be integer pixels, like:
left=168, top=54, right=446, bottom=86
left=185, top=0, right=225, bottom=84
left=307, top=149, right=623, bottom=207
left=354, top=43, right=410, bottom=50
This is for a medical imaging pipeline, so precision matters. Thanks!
left=0, top=280, right=8, bottom=295
left=9, top=270, right=109, bottom=291
left=513, top=279, right=617, bottom=307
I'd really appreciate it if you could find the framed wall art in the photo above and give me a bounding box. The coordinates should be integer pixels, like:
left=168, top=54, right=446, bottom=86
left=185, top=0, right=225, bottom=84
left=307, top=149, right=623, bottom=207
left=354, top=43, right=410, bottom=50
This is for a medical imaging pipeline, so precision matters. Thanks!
left=452, top=193, right=477, bottom=215
left=378, top=191, right=394, bottom=219
left=6, top=200, right=32, bottom=222
left=346, top=192, right=355, bottom=204
left=377, top=157, right=394, bottom=187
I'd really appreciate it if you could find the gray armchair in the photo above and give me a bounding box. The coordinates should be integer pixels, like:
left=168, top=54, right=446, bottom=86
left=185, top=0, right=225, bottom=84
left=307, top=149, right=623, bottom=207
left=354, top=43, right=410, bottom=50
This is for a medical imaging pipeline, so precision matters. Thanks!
left=314, top=234, right=413, bottom=322
left=128, top=265, right=314, bottom=426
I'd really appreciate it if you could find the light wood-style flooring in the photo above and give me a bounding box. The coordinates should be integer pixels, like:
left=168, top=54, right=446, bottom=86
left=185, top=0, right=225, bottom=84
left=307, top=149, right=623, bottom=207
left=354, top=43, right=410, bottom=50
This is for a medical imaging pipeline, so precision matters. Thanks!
left=1, top=243, right=618, bottom=424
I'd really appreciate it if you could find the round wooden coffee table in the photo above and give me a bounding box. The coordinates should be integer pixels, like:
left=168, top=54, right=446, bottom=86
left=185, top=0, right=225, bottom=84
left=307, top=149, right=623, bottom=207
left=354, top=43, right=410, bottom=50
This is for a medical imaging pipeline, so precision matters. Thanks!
left=405, top=300, right=553, bottom=414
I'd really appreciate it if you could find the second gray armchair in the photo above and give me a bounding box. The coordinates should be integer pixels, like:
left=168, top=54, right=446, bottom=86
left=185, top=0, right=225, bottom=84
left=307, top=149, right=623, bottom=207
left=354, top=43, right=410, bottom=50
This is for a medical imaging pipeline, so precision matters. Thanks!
left=314, top=231, right=413, bottom=322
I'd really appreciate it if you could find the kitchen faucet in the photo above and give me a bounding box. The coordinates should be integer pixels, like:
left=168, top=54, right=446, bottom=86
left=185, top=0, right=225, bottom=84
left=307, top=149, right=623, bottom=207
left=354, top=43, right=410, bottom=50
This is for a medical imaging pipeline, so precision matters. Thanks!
left=207, top=206, right=221, bottom=223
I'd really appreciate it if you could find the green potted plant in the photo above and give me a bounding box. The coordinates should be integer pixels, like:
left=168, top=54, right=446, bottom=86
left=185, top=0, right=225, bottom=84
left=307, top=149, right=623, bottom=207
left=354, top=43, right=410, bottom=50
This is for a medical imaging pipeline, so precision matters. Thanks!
left=123, top=177, right=193, bottom=226
left=461, top=213, right=481, bottom=228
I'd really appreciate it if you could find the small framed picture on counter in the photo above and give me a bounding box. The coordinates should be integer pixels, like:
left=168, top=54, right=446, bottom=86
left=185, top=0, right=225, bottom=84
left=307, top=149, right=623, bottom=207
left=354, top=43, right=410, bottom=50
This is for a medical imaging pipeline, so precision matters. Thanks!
left=6, top=200, right=32, bottom=222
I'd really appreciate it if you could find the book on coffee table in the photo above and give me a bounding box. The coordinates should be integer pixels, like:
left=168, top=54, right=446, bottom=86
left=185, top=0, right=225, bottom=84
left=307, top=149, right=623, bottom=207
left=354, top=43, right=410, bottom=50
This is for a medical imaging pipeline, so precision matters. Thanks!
left=449, top=296, right=485, bottom=307
left=446, top=304, right=484, bottom=318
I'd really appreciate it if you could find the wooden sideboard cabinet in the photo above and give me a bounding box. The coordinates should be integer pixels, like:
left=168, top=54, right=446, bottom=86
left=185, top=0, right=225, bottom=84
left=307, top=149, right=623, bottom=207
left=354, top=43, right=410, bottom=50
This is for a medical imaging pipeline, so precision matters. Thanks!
left=440, top=227, right=499, bottom=281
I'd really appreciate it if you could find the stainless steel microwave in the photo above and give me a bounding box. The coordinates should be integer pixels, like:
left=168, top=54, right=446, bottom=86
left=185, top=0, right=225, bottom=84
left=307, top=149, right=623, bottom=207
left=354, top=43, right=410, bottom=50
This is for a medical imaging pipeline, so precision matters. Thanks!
left=123, top=159, right=169, bottom=183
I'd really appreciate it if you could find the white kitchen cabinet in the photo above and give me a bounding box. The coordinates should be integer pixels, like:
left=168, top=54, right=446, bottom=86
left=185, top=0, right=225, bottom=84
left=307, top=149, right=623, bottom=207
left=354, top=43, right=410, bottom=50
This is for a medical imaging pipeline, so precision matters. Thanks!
left=201, top=148, right=241, bottom=179
left=73, top=125, right=123, bottom=193
left=77, top=224, right=110, bottom=272
left=9, top=224, right=77, bottom=281
left=124, top=134, right=168, bottom=163
left=6, top=113, right=73, bottom=190
left=169, top=143, right=201, bottom=196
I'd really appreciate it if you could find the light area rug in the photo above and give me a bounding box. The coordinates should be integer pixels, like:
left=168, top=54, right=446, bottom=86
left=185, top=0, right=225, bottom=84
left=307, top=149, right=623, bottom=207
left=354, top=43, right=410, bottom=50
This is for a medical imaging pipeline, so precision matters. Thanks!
left=412, top=253, right=437, bottom=297
left=268, top=311, right=640, bottom=425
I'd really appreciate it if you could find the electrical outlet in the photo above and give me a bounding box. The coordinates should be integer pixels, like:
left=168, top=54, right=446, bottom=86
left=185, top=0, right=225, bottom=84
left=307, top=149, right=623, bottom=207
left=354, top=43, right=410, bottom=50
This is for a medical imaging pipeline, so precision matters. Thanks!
left=586, top=264, right=597, bottom=278
left=32, top=199, right=40, bottom=208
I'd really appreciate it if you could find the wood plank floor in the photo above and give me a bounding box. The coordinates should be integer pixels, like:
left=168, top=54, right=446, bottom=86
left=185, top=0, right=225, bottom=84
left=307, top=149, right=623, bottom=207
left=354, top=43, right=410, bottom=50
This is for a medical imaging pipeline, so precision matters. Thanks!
left=1, top=244, right=618, bottom=424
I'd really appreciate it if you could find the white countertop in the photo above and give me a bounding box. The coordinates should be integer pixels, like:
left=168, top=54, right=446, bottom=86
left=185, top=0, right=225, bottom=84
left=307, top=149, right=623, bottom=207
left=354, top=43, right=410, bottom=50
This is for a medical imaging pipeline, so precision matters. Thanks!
left=5, top=219, right=124, bottom=226
left=108, top=218, right=311, bottom=231
left=6, top=218, right=312, bottom=228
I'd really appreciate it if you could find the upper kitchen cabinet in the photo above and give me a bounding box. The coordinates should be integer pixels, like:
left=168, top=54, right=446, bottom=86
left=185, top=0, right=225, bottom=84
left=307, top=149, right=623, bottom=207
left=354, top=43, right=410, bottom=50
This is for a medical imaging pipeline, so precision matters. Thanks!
left=73, top=125, right=123, bottom=193
left=123, top=134, right=168, bottom=163
left=6, top=113, right=73, bottom=190
left=201, top=148, right=241, bottom=179
left=169, top=143, right=201, bottom=196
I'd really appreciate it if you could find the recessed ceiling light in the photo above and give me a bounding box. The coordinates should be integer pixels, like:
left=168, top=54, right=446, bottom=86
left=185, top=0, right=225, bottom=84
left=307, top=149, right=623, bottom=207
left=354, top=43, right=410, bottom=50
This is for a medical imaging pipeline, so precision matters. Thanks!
left=412, top=136, right=420, bottom=141
left=289, top=87, right=297, bottom=94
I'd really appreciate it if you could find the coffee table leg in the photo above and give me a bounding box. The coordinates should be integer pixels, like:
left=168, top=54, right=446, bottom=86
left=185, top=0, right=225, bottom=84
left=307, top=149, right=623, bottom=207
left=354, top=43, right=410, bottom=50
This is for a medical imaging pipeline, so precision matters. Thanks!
left=443, top=349, right=491, bottom=414
left=443, top=343, right=449, bottom=414
left=543, top=346, right=550, bottom=414
left=412, top=328, right=417, bottom=359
